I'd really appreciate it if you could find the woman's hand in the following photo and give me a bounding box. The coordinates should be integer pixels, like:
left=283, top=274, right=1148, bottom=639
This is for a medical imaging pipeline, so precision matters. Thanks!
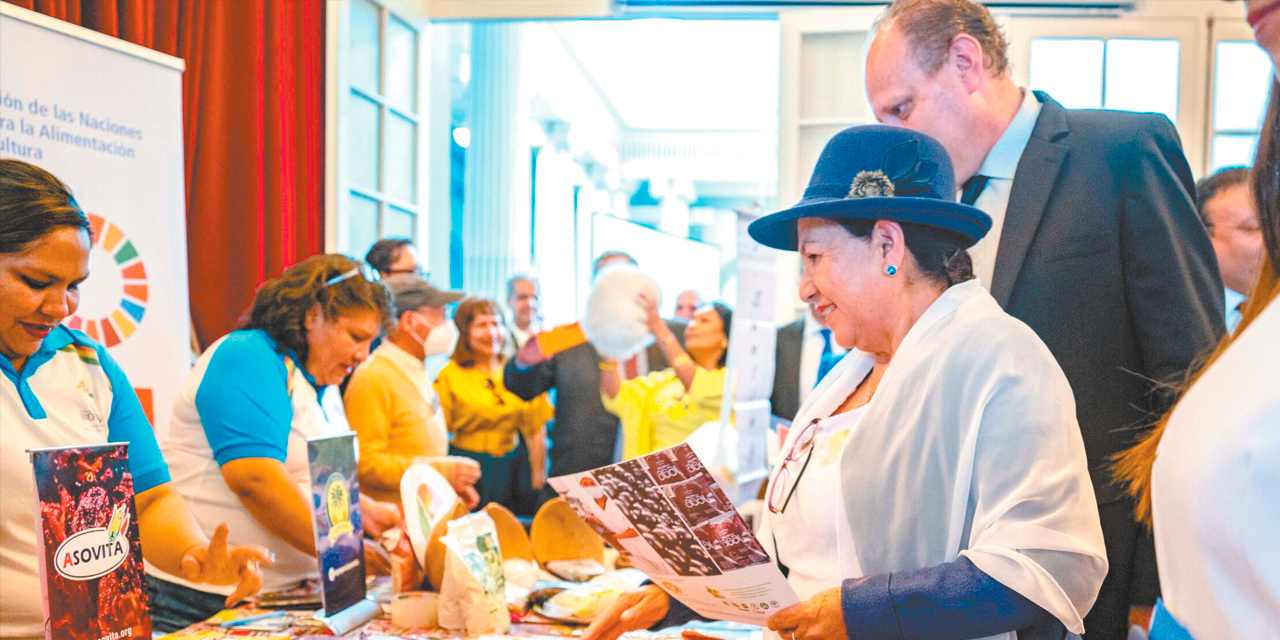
left=179, top=523, right=274, bottom=607
left=582, top=585, right=671, bottom=640
left=637, top=291, right=666, bottom=337
left=361, top=498, right=402, bottom=538
left=766, top=587, right=846, bottom=640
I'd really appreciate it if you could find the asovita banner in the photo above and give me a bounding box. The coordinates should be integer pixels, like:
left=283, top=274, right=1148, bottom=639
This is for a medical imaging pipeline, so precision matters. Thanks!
left=30, top=443, right=150, bottom=640
left=0, top=4, right=190, bottom=435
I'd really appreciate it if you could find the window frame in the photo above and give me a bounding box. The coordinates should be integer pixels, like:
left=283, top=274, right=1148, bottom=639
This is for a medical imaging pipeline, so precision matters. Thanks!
left=1004, top=15, right=1208, bottom=174
left=1206, top=18, right=1271, bottom=175
left=325, top=0, right=428, bottom=258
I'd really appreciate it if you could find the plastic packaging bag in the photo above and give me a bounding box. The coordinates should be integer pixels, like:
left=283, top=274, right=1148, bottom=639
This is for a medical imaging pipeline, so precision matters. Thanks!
left=437, top=513, right=509, bottom=636
left=536, top=569, right=650, bottom=624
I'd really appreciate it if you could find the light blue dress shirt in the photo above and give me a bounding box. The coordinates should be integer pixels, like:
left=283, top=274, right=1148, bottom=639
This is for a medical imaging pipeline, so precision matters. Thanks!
left=966, top=90, right=1044, bottom=288
left=1225, top=287, right=1247, bottom=333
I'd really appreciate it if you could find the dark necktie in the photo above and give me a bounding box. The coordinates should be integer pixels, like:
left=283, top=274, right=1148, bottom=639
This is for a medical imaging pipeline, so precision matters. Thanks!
left=961, top=174, right=990, bottom=206
left=815, top=329, right=839, bottom=386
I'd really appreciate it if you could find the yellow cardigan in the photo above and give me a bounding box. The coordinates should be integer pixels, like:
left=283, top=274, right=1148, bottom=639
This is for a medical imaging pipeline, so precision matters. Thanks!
left=602, top=366, right=726, bottom=460
left=434, top=361, right=553, bottom=457
left=342, top=345, right=448, bottom=503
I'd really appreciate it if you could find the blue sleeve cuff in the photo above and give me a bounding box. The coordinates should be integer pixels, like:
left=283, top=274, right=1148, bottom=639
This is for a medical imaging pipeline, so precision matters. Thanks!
left=502, top=358, right=553, bottom=400
left=841, top=558, right=1061, bottom=640
left=841, top=573, right=901, bottom=640
left=99, top=343, right=171, bottom=492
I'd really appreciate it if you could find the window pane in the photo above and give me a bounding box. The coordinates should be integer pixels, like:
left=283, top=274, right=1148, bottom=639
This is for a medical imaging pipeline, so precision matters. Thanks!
left=1215, top=41, right=1273, bottom=132
left=386, top=17, right=417, bottom=111
left=349, top=93, right=380, bottom=191
left=385, top=112, right=416, bottom=203
left=349, top=193, right=379, bottom=258
left=1211, top=134, right=1260, bottom=172
left=349, top=0, right=380, bottom=96
left=1029, top=39, right=1103, bottom=110
left=384, top=206, right=416, bottom=239
left=1104, top=39, right=1180, bottom=122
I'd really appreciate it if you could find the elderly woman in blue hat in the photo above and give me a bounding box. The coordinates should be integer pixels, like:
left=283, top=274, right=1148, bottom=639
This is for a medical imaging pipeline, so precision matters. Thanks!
left=584, top=126, right=1107, bottom=640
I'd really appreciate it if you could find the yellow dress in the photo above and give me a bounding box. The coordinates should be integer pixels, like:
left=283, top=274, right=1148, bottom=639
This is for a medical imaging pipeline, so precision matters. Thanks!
left=433, top=361, right=553, bottom=457
left=602, top=366, right=726, bottom=459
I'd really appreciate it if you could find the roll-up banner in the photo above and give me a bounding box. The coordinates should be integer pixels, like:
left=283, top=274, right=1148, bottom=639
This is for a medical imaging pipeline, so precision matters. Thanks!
left=1, top=4, right=191, bottom=436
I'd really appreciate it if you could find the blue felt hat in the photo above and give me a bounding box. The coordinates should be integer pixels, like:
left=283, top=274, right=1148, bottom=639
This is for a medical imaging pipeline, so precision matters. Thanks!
left=749, top=125, right=992, bottom=251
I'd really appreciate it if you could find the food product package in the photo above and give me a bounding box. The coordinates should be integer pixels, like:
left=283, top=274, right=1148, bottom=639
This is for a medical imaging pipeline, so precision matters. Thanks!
left=544, top=558, right=607, bottom=582
left=437, top=513, right=509, bottom=636
left=536, top=569, right=650, bottom=624
left=502, top=558, right=542, bottom=590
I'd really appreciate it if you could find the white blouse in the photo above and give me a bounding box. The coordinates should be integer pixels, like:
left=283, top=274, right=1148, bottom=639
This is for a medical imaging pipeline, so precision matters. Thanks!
left=1152, top=296, right=1280, bottom=639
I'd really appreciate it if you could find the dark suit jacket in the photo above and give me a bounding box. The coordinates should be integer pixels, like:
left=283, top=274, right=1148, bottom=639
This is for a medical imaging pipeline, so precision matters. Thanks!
left=995, top=93, right=1225, bottom=505
left=770, top=319, right=805, bottom=423
left=502, top=319, right=686, bottom=478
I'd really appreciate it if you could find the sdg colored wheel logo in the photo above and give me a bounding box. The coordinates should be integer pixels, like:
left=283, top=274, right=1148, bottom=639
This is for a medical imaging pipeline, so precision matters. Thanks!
left=65, top=213, right=147, bottom=347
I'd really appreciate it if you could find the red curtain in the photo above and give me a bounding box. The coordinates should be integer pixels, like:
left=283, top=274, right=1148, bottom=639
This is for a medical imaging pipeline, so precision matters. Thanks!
left=3, top=0, right=325, bottom=347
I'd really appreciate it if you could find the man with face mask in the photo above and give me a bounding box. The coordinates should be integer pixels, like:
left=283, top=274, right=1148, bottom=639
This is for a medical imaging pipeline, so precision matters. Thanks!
left=344, top=274, right=482, bottom=508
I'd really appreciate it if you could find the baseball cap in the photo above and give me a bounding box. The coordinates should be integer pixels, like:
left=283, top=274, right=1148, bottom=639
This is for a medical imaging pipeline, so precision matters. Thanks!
left=383, top=274, right=465, bottom=315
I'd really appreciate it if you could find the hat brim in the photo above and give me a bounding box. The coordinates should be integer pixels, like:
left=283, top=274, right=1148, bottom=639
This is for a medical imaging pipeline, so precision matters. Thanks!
left=747, top=196, right=992, bottom=251
left=427, top=290, right=466, bottom=306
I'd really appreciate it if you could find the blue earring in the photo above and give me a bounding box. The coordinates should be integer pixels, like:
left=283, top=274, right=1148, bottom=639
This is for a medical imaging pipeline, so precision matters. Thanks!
left=886, top=265, right=898, bottom=276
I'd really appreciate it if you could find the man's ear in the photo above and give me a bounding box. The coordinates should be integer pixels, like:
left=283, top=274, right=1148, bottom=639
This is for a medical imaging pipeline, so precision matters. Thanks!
left=949, top=33, right=986, bottom=93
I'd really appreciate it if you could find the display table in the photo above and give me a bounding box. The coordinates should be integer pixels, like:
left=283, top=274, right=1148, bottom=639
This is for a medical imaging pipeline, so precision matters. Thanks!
left=162, top=603, right=760, bottom=640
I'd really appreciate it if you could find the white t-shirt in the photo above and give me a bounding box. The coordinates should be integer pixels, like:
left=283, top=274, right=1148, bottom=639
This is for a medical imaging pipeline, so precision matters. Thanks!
left=1152, top=296, right=1280, bottom=639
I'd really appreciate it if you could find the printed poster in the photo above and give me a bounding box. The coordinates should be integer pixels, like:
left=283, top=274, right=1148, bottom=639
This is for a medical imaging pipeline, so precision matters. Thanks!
left=548, top=444, right=799, bottom=625
left=30, top=443, right=149, bottom=640
left=307, top=433, right=366, bottom=616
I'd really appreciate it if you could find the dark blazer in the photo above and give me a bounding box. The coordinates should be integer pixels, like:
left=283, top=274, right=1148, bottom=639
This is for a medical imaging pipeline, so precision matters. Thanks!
left=502, top=319, right=686, bottom=478
left=770, top=319, right=805, bottom=423
left=995, top=93, right=1224, bottom=504
left=992, top=93, right=1224, bottom=636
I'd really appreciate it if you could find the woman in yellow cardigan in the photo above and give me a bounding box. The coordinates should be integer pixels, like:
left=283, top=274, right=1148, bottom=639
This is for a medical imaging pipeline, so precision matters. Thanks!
left=601, top=295, right=732, bottom=459
left=435, top=297, right=553, bottom=515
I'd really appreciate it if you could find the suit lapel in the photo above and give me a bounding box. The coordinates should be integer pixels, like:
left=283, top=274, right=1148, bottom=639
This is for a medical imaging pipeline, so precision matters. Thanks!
left=990, top=92, right=1069, bottom=307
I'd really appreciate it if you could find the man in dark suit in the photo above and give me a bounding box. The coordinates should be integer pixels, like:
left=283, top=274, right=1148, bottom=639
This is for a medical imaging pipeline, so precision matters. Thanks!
left=503, top=251, right=685, bottom=491
left=865, top=1, right=1225, bottom=637
left=771, top=304, right=843, bottom=423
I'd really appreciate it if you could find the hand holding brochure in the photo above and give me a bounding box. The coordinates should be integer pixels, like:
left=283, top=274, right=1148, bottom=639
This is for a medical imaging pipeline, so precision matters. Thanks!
left=547, top=444, right=799, bottom=625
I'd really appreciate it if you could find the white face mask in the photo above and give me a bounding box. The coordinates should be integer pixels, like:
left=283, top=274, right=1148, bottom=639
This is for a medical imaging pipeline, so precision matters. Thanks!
left=407, top=313, right=458, bottom=357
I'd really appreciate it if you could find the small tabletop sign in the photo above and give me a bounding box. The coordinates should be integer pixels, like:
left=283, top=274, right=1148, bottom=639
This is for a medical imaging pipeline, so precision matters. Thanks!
left=30, top=443, right=150, bottom=640
left=306, top=433, right=378, bottom=633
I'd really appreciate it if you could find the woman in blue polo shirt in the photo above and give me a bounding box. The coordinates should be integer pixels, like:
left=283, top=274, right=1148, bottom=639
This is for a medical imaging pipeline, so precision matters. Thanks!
left=145, top=253, right=403, bottom=631
left=0, top=160, right=272, bottom=640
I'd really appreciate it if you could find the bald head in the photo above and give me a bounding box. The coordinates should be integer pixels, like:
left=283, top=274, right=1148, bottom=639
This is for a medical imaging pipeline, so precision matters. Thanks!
left=865, top=0, right=1024, bottom=183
